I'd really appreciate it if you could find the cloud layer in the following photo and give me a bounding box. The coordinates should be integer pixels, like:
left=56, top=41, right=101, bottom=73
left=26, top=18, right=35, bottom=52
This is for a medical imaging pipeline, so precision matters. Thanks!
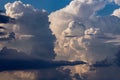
left=0, top=47, right=86, bottom=71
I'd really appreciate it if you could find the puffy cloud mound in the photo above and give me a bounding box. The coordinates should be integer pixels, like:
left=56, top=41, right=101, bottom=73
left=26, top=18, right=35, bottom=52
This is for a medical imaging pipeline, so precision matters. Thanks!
left=112, top=7, right=120, bottom=18
left=49, top=0, right=120, bottom=61
left=3, top=1, right=55, bottom=59
left=5, top=1, right=36, bottom=19
left=0, top=1, right=87, bottom=80
left=49, top=0, right=109, bottom=38
left=112, top=0, right=120, bottom=18
left=49, top=0, right=120, bottom=76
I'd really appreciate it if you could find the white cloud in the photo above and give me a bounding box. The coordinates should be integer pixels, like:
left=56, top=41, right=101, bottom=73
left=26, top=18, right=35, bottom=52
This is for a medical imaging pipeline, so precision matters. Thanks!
left=49, top=0, right=120, bottom=61
left=49, top=0, right=109, bottom=38
left=49, top=0, right=120, bottom=76
left=5, top=1, right=35, bottom=19
left=112, top=8, right=120, bottom=18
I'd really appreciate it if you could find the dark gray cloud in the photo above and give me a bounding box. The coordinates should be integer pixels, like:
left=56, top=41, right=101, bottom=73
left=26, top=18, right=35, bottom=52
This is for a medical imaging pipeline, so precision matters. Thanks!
left=0, top=32, right=15, bottom=41
left=0, top=14, right=15, bottom=23
left=0, top=47, right=86, bottom=72
left=90, top=59, right=112, bottom=68
left=36, top=68, right=75, bottom=80
left=89, top=49, right=120, bottom=68
left=114, top=50, right=120, bottom=66
left=82, top=50, right=120, bottom=80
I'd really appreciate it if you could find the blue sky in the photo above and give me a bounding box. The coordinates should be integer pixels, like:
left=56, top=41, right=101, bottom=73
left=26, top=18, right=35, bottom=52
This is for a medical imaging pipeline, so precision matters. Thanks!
left=0, top=0, right=71, bottom=13
left=0, top=0, right=120, bottom=15
left=97, top=2, right=120, bottom=16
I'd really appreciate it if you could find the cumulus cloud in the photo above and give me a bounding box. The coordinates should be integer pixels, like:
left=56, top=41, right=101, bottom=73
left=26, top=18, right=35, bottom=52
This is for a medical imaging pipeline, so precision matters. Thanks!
left=0, top=1, right=57, bottom=80
left=0, top=2, right=86, bottom=80
left=49, top=0, right=109, bottom=37
left=1, top=1, right=56, bottom=59
left=112, top=0, right=120, bottom=18
left=112, top=8, right=120, bottom=17
left=1, top=0, right=120, bottom=80
left=49, top=0, right=120, bottom=78
left=49, top=0, right=120, bottom=62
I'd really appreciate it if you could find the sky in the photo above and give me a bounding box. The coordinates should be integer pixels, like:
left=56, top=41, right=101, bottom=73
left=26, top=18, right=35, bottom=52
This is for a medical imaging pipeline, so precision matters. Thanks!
left=1, top=0, right=120, bottom=80
left=0, top=0, right=71, bottom=13
left=0, top=0, right=119, bottom=15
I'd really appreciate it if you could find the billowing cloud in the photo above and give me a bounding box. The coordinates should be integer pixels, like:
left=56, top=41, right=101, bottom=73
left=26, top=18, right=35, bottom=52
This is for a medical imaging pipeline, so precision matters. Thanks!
left=2, top=1, right=55, bottom=59
left=1, top=0, right=120, bottom=80
left=49, top=0, right=120, bottom=78
left=0, top=1, right=57, bottom=80
left=49, top=0, right=120, bottom=62
left=0, top=2, right=87, bottom=80
left=49, top=0, right=109, bottom=37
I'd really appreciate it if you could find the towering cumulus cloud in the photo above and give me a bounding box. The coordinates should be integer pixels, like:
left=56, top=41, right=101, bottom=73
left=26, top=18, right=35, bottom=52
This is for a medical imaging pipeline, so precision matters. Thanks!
left=4, top=1, right=55, bottom=59
left=0, top=1, right=57, bottom=80
left=49, top=0, right=120, bottom=77
left=49, top=0, right=120, bottom=62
